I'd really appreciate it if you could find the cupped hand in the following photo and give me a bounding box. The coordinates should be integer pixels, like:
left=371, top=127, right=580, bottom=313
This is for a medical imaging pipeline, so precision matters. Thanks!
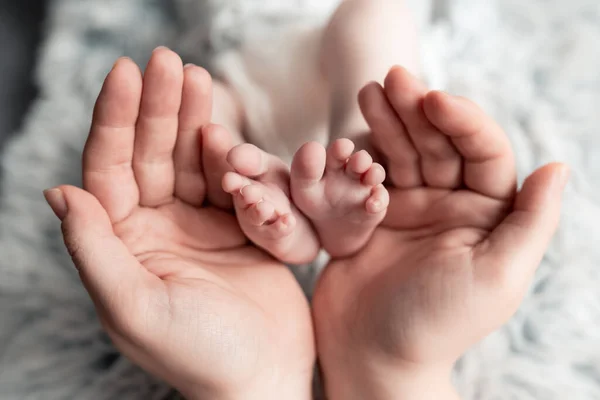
left=45, top=49, right=314, bottom=400
left=313, top=67, right=568, bottom=398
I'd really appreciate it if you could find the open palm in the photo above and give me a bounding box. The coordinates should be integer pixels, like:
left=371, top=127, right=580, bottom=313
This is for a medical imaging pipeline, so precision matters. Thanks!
left=313, top=67, right=567, bottom=376
left=50, top=50, right=314, bottom=399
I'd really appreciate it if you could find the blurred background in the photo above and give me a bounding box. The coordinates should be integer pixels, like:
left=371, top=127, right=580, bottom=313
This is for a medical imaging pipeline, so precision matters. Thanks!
left=0, top=0, right=46, bottom=152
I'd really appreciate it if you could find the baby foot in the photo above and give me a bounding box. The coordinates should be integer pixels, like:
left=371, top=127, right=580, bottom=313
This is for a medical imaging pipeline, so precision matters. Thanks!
left=290, top=139, right=389, bottom=258
left=222, top=143, right=320, bottom=264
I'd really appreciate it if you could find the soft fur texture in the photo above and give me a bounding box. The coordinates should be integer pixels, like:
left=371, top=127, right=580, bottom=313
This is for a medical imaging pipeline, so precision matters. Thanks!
left=1, top=0, right=599, bottom=399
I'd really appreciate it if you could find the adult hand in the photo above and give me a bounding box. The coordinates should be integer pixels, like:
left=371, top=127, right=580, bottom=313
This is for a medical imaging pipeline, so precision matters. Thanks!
left=313, top=67, right=568, bottom=400
left=45, top=49, right=314, bottom=400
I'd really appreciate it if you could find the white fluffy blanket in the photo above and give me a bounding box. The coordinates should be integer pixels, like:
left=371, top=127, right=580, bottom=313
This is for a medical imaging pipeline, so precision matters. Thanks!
left=1, top=0, right=599, bottom=399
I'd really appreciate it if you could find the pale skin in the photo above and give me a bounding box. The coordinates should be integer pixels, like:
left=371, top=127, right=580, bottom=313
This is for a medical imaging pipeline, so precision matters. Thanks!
left=313, top=65, right=569, bottom=399
left=43, top=0, right=568, bottom=399
left=44, top=54, right=315, bottom=400
left=211, top=0, right=421, bottom=263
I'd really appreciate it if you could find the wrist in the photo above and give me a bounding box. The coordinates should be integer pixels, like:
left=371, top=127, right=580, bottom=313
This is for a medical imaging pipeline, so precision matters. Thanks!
left=181, top=371, right=314, bottom=400
left=321, top=357, right=459, bottom=400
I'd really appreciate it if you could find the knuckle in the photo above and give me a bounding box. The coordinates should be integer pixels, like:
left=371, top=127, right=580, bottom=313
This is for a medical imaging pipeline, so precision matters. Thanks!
left=418, top=135, right=456, bottom=160
left=63, top=228, right=88, bottom=268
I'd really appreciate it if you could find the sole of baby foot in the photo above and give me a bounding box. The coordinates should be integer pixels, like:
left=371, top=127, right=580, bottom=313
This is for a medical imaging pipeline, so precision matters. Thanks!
left=222, top=144, right=320, bottom=264
left=290, top=139, right=389, bottom=258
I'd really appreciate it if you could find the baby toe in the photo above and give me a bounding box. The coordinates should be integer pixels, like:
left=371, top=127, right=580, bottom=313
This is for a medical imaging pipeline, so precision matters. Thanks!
left=248, top=200, right=277, bottom=226
left=291, top=141, right=327, bottom=185
left=361, top=163, right=386, bottom=186
left=272, top=213, right=296, bottom=235
left=222, top=171, right=251, bottom=194
left=326, top=138, right=355, bottom=170
left=365, top=184, right=390, bottom=214
left=346, top=150, right=373, bottom=179
left=227, top=143, right=268, bottom=177
left=239, top=184, right=264, bottom=206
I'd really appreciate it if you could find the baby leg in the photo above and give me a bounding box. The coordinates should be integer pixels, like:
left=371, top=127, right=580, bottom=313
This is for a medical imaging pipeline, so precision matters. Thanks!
left=290, top=0, right=418, bottom=257
left=322, top=0, right=420, bottom=147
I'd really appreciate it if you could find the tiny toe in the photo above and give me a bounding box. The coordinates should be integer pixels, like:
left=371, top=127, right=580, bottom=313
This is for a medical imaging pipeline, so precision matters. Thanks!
left=227, top=143, right=269, bottom=178
left=272, top=213, right=296, bottom=235
left=361, top=163, right=386, bottom=186
left=366, top=184, right=390, bottom=214
left=248, top=200, right=277, bottom=226
left=239, top=184, right=264, bottom=206
left=222, top=171, right=250, bottom=194
left=290, top=142, right=326, bottom=186
left=326, top=138, right=355, bottom=169
left=346, top=150, right=373, bottom=177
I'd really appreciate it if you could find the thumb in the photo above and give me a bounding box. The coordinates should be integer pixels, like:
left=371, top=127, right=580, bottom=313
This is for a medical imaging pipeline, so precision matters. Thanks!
left=475, top=163, right=569, bottom=285
left=44, top=185, right=156, bottom=319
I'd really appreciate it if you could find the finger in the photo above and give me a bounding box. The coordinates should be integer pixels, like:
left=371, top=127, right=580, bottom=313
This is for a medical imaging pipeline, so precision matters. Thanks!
left=474, top=163, right=569, bottom=288
left=202, top=124, right=235, bottom=209
left=359, top=81, right=422, bottom=188
left=83, top=57, right=142, bottom=223
left=383, top=188, right=509, bottom=232
left=44, top=185, right=160, bottom=334
left=383, top=66, right=462, bottom=188
left=424, top=91, right=517, bottom=200
left=174, top=64, right=213, bottom=205
left=133, top=47, right=184, bottom=207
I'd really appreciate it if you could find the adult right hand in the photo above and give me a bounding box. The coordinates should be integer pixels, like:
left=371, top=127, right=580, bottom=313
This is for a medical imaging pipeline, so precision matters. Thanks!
left=45, top=49, right=315, bottom=400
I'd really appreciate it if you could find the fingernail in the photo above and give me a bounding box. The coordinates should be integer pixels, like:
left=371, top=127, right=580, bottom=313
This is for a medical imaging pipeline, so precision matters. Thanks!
left=438, top=90, right=453, bottom=99
left=184, top=63, right=196, bottom=69
left=389, top=65, right=404, bottom=74
left=112, top=56, right=131, bottom=70
left=43, top=188, right=68, bottom=221
left=153, top=45, right=168, bottom=53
